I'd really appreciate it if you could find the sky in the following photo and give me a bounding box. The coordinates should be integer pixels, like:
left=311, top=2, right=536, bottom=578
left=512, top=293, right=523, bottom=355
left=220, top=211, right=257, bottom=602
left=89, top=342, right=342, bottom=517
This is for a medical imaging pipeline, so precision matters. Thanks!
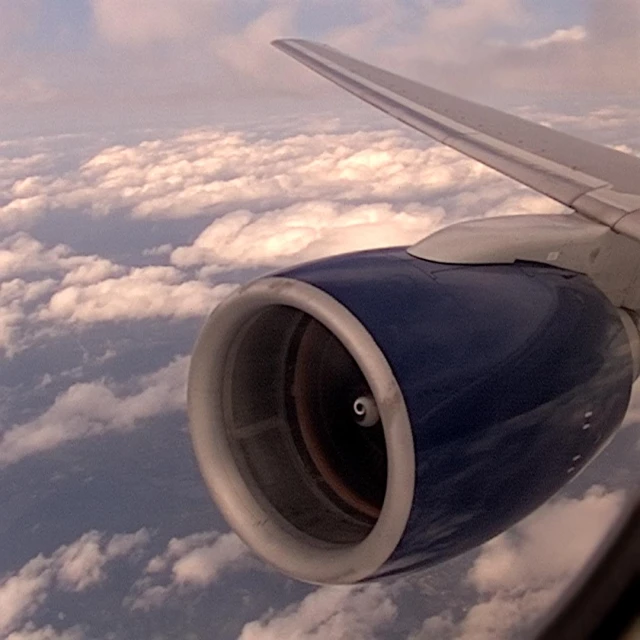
left=1, top=1, right=640, bottom=639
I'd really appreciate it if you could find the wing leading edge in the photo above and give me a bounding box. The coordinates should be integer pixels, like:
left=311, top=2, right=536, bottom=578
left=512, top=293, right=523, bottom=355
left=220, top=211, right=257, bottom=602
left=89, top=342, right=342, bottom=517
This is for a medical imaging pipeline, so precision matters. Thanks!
left=272, top=39, right=640, bottom=243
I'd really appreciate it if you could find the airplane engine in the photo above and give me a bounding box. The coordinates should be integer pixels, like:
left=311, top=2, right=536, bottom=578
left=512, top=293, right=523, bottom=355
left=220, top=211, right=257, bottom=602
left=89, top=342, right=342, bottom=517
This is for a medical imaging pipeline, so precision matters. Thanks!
left=188, top=247, right=638, bottom=584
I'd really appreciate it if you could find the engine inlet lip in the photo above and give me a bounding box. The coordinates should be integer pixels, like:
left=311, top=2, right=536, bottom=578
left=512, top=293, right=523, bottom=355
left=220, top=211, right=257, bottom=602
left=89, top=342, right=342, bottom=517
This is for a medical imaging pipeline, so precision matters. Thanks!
left=188, top=276, right=416, bottom=584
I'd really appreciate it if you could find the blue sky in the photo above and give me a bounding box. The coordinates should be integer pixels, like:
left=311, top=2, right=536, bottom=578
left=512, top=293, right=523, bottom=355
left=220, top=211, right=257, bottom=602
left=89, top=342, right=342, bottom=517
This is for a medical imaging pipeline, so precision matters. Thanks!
left=0, top=1, right=639, bottom=639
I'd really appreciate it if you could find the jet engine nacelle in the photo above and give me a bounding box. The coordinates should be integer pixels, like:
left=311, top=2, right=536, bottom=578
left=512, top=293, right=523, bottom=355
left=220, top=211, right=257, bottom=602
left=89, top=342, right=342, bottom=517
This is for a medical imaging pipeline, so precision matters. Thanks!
left=188, top=247, right=637, bottom=584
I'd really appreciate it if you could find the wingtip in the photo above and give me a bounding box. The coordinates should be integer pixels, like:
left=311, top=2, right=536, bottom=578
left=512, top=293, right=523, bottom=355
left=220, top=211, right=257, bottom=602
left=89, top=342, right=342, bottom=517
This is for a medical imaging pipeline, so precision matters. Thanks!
left=271, top=38, right=320, bottom=49
left=271, top=38, right=297, bottom=49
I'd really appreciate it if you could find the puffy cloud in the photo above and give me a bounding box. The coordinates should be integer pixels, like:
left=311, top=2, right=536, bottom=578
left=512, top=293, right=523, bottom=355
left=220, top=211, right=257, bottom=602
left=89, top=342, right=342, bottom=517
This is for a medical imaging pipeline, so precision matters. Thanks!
left=229, top=482, right=623, bottom=640
left=413, top=486, right=626, bottom=640
left=55, top=530, right=150, bottom=592
left=0, top=529, right=150, bottom=637
left=4, top=105, right=636, bottom=247
left=51, top=129, right=457, bottom=219
left=0, top=153, right=57, bottom=231
left=522, top=26, right=588, bottom=50
left=39, top=267, right=235, bottom=324
left=170, top=201, right=445, bottom=270
left=0, top=231, right=234, bottom=353
left=106, top=529, right=153, bottom=558
left=0, top=555, right=52, bottom=639
left=0, top=277, right=57, bottom=355
left=9, top=127, right=562, bottom=230
left=468, top=487, right=625, bottom=596
left=0, top=233, right=122, bottom=353
left=0, top=233, right=124, bottom=283
left=239, top=583, right=397, bottom=640
left=171, top=532, right=248, bottom=587
left=144, top=531, right=218, bottom=574
left=0, top=357, right=188, bottom=467
left=128, top=531, right=249, bottom=611
left=0, top=195, right=48, bottom=230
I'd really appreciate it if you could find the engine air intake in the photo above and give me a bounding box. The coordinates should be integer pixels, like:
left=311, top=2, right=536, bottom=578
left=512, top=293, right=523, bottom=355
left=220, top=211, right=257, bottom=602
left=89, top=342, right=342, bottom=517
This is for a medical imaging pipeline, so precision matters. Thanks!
left=225, top=306, right=386, bottom=544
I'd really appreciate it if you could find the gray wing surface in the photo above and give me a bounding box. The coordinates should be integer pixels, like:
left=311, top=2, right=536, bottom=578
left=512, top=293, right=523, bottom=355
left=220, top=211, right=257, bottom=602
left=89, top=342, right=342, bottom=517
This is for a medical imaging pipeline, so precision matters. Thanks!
left=272, top=39, right=640, bottom=241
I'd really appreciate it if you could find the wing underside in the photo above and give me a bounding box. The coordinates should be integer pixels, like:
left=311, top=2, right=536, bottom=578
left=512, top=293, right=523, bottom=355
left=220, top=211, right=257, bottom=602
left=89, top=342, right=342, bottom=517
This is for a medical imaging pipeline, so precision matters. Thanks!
left=272, top=39, right=640, bottom=243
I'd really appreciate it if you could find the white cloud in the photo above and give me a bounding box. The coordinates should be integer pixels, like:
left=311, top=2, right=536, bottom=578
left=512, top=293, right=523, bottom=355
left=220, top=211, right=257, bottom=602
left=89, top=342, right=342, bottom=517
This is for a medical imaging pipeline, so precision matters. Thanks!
left=39, top=267, right=235, bottom=324
left=128, top=531, right=249, bottom=611
left=5, top=109, right=634, bottom=250
left=144, top=531, right=218, bottom=574
left=0, top=233, right=124, bottom=353
left=9, top=127, right=558, bottom=226
left=0, top=529, right=149, bottom=637
left=239, top=583, right=397, bottom=640
left=0, top=231, right=235, bottom=354
left=0, top=555, right=52, bottom=639
left=172, top=532, right=248, bottom=587
left=106, top=529, right=152, bottom=558
left=0, top=157, right=55, bottom=232
left=413, top=486, right=626, bottom=640
left=0, top=194, right=48, bottom=230
left=55, top=532, right=107, bottom=592
left=171, top=201, right=445, bottom=270
left=0, top=356, right=188, bottom=467
left=55, top=530, right=150, bottom=592
left=468, top=486, right=625, bottom=594
left=0, top=277, right=57, bottom=355
left=522, top=26, right=587, bottom=50
left=0, top=233, right=123, bottom=283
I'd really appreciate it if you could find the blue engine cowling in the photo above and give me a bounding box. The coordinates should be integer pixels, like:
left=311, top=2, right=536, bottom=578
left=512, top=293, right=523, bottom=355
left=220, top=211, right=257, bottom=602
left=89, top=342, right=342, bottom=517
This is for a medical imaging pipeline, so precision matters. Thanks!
left=188, top=247, right=635, bottom=584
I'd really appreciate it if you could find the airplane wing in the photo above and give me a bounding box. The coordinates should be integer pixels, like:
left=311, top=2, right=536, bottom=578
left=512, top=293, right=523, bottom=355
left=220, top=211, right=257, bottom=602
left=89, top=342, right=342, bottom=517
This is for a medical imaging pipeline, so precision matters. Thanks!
left=272, top=39, right=640, bottom=243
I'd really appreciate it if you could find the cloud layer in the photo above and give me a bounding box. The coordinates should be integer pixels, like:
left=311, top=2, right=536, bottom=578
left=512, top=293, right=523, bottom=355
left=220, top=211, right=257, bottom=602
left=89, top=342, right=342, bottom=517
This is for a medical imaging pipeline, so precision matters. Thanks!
left=0, top=357, right=188, bottom=466
left=0, top=121, right=575, bottom=354
left=0, top=230, right=234, bottom=354
left=414, top=486, right=626, bottom=640
left=0, top=529, right=150, bottom=638
left=128, top=531, right=250, bottom=611
left=239, top=583, right=398, bottom=640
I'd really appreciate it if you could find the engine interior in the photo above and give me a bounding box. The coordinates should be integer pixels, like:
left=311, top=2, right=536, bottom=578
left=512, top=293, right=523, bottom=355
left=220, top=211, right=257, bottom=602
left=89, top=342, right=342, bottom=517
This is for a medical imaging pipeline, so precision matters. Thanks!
left=223, top=305, right=387, bottom=545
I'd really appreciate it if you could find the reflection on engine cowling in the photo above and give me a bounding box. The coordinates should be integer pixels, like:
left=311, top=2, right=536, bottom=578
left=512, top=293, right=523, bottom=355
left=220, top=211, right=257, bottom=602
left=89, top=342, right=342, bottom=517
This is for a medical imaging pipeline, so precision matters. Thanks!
left=188, top=247, right=636, bottom=584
